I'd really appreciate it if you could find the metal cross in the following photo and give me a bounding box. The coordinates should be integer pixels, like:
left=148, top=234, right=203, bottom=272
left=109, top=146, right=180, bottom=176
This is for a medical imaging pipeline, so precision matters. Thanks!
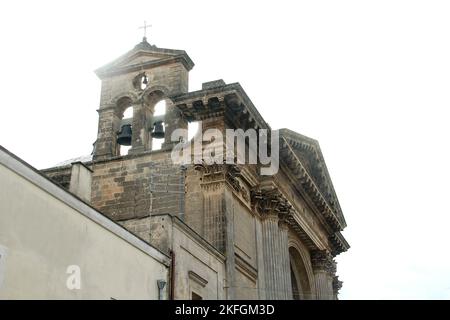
left=139, top=21, right=152, bottom=39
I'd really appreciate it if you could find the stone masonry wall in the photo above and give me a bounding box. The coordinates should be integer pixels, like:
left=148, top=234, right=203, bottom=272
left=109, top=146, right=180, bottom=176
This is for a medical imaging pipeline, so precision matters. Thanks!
left=91, top=150, right=185, bottom=222
left=42, top=166, right=74, bottom=190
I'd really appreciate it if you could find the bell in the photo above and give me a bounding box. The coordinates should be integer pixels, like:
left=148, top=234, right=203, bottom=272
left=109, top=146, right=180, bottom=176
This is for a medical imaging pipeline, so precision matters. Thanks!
left=151, top=121, right=165, bottom=139
left=142, top=74, right=149, bottom=85
left=117, top=124, right=132, bottom=146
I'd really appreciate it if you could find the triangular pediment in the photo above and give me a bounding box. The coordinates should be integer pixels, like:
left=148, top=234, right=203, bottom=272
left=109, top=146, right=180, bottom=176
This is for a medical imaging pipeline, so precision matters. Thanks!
left=95, top=38, right=194, bottom=77
left=119, top=52, right=173, bottom=66
left=280, top=128, right=346, bottom=227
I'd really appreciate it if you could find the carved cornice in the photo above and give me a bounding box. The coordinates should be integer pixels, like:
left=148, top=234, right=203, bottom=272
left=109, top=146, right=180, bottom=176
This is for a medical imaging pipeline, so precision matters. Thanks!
left=188, top=271, right=208, bottom=287
left=172, top=83, right=270, bottom=132
left=285, top=214, right=320, bottom=251
left=329, top=231, right=350, bottom=256
left=235, top=254, right=258, bottom=281
left=280, top=129, right=346, bottom=225
left=280, top=137, right=344, bottom=233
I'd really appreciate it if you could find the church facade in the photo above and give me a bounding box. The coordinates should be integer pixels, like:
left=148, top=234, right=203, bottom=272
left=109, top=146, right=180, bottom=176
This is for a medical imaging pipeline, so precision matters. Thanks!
left=41, top=37, right=349, bottom=300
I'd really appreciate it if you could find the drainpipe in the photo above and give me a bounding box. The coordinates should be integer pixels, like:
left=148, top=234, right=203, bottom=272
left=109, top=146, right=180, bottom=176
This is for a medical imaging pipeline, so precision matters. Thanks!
left=169, top=250, right=175, bottom=300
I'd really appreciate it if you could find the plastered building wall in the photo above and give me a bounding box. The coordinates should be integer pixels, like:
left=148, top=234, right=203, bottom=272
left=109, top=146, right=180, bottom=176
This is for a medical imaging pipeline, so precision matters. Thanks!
left=0, top=149, right=169, bottom=299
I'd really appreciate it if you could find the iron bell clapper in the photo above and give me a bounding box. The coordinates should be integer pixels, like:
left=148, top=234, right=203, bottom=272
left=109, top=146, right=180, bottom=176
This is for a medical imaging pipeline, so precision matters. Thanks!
left=117, top=124, right=132, bottom=146
left=151, top=121, right=165, bottom=139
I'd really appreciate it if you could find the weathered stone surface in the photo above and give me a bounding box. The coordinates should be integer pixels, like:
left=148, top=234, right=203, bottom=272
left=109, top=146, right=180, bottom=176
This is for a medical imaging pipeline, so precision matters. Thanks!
left=40, top=37, right=349, bottom=300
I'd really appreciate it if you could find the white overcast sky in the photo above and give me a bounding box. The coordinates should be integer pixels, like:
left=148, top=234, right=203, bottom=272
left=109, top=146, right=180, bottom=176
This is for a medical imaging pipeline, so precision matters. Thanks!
left=1, top=0, right=450, bottom=299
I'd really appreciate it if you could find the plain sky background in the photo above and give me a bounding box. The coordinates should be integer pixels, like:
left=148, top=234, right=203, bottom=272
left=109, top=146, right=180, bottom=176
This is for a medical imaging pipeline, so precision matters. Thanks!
left=1, top=0, right=450, bottom=299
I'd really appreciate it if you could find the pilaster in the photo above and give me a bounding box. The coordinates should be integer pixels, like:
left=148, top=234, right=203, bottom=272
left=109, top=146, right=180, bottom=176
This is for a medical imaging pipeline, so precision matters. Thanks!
left=311, top=250, right=335, bottom=300
left=252, top=188, right=292, bottom=300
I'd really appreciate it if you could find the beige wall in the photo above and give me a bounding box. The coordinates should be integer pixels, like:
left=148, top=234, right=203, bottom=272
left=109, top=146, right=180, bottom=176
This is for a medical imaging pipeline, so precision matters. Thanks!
left=144, top=214, right=227, bottom=300
left=0, top=148, right=169, bottom=299
left=171, top=218, right=226, bottom=300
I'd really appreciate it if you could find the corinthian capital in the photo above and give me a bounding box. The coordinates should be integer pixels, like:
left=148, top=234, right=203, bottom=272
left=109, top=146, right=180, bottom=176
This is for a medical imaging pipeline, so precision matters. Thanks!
left=250, top=188, right=280, bottom=218
left=332, top=276, right=343, bottom=294
left=311, top=250, right=335, bottom=273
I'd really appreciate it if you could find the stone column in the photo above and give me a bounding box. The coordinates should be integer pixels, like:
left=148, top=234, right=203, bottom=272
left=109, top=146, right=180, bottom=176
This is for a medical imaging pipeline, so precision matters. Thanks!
left=162, top=100, right=188, bottom=149
left=255, top=217, right=266, bottom=299
left=94, top=104, right=120, bottom=160
left=253, top=189, right=293, bottom=300
left=223, top=187, right=236, bottom=300
left=278, top=218, right=292, bottom=300
left=261, top=212, right=281, bottom=299
left=311, top=250, right=335, bottom=300
left=195, top=163, right=237, bottom=299
left=129, top=103, right=151, bottom=154
left=199, top=170, right=226, bottom=252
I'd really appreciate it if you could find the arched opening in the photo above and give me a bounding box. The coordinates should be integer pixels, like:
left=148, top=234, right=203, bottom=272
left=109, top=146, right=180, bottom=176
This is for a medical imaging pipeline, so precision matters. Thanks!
left=132, top=72, right=149, bottom=91
left=115, top=97, right=134, bottom=156
left=141, top=89, right=171, bottom=152
left=151, top=100, right=166, bottom=151
left=188, top=121, right=200, bottom=141
left=289, top=247, right=313, bottom=300
left=123, top=106, right=133, bottom=119
left=290, top=265, right=301, bottom=300
left=154, top=100, right=166, bottom=116
left=119, top=105, right=133, bottom=156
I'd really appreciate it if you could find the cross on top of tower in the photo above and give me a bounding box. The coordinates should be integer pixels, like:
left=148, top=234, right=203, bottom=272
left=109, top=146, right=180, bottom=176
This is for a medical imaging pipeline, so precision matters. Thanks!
left=139, top=21, right=152, bottom=41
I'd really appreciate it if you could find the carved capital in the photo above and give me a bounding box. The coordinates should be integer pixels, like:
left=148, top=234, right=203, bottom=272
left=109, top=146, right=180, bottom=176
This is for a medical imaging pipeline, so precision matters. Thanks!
left=194, top=162, right=226, bottom=193
left=277, top=199, right=292, bottom=229
left=251, top=188, right=280, bottom=219
left=311, top=250, right=335, bottom=273
left=195, top=163, right=250, bottom=202
left=225, top=164, right=242, bottom=192
left=251, top=186, right=295, bottom=225
left=225, top=165, right=251, bottom=203
left=195, top=162, right=230, bottom=183
left=332, top=276, right=343, bottom=294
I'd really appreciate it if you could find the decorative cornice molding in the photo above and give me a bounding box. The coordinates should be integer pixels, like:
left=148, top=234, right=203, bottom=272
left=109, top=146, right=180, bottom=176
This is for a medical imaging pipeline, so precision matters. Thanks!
left=329, top=231, right=350, bottom=256
left=280, top=137, right=344, bottom=233
left=281, top=130, right=346, bottom=227
left=172, top=83, right=270, bottom=132
left=235, top=254, right=258, bottom=281
left=188, top=271, right=208, bottom=287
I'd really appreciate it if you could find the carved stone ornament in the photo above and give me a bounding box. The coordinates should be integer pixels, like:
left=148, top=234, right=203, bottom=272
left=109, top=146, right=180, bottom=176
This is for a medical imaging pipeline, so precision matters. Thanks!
left=250, top=187, right=293, bottom=222
left=311, top=250, right=336, bottom=273
left=332, top=276, right=343, bottom=293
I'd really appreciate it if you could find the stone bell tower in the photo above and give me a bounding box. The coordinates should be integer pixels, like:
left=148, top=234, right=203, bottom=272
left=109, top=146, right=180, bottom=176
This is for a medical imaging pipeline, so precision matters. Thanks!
left=40, top=35, right=349, bottom=300
left=93, top=37, right=194, bottom=160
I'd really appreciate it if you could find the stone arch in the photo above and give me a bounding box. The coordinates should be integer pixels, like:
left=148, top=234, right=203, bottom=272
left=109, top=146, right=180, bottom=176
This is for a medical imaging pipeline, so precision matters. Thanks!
left=142, top=85, right=187, bottom=149
left=142, top=85, right=171, bottom=106
left=288, top=236, right=315, bottom=300
left=115, top=96, right=134, bottom=117
left=111, top=96, right=135, bottom=156
left=111, top=91, right=139, bottom=108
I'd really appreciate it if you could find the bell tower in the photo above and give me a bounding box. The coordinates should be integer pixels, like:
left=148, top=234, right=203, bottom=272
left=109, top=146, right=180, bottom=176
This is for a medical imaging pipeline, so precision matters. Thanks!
left=93, top=37, right=194, bottom=160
